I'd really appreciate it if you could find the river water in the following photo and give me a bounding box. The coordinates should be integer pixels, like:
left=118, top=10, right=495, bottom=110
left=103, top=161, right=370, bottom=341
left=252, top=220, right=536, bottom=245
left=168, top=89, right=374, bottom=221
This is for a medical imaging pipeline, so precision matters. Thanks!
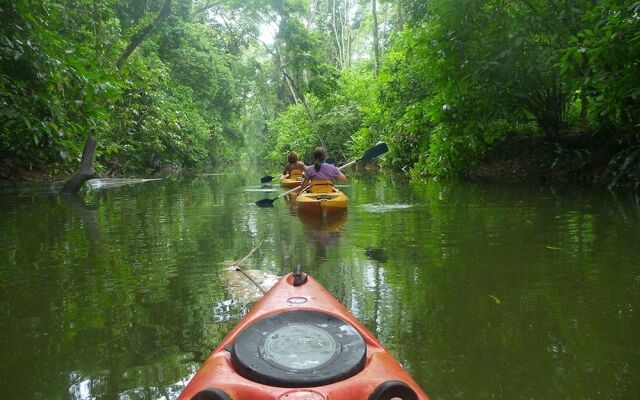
left=1, top=172, right=638, bottom=399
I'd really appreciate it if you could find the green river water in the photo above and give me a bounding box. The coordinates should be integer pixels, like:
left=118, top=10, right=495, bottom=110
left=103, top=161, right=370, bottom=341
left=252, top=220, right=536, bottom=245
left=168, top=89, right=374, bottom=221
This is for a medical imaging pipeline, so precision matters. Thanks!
left=1, top=172, right=639, bottom=399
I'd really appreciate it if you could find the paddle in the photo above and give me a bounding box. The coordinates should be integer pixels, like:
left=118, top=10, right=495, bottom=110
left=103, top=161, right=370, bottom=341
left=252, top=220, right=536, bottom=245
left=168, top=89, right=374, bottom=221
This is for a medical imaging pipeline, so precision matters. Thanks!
left=260, top=175, right=275, bottom=184
left=255, top=142, right=388, bottom=207
left=255, top=184, right=303, bottom=207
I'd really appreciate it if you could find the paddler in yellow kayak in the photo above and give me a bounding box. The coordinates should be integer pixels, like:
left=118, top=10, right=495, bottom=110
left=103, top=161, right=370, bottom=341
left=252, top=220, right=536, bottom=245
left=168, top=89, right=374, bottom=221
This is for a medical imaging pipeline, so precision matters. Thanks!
left=297, top=147, right=349, bottom=213
left=282, top=151, right=306, bottom=178
left=279, top=151, right=307, bottom=189
left=280, top=151, right=307, bottom=180
left=300, top=147, right=347, bottom=187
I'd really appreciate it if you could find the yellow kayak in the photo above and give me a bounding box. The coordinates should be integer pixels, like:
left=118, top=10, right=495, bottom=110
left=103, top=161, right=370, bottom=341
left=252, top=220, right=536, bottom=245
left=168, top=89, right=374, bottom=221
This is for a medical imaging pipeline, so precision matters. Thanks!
left=296, top=179, right=348, bottom=212
left=279, top=169, right=303, bottom=189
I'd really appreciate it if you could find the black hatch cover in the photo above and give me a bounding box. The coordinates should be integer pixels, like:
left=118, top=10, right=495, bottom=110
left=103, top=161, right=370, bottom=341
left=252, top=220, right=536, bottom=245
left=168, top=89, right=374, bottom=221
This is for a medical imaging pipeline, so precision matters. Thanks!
left=231, top=310, right=366, bottom=387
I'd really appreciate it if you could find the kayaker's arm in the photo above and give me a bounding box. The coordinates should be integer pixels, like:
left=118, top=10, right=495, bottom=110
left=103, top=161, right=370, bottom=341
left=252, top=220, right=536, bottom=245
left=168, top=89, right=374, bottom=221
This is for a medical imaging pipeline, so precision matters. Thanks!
left=300, top=176, right=311, bottom=190
left=336, top=172, right=347, bottom=182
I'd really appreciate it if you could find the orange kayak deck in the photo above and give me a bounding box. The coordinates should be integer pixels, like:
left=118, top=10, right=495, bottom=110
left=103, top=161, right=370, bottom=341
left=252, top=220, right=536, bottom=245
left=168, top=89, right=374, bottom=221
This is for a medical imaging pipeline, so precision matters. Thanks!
left=279, top=176, right=303, bottom=189
left=177, top=273, right=428, bottom=400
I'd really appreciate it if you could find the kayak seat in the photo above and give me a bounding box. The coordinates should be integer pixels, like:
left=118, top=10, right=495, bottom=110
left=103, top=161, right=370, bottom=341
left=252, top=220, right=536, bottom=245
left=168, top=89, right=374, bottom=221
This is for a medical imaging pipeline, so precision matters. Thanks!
left=309, top=179, right=335, bottom=193
left=289, top=169, right=303, bottom=179
left=368, top=380, right=419, bottom=400
left=231, top=310, right=366, bottom=387
left=191, top=388, right=231, bottom=400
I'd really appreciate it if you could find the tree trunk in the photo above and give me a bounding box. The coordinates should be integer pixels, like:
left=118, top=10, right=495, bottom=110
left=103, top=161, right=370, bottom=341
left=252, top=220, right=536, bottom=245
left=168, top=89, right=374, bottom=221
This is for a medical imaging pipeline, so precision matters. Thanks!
left=331, top=0, right=344, bottom=69
left=372, top=0, right=381, bottom=75
left=281, top=67, right=303, bottom=105
left=579, top=56, right=589, bottom=125
left=61, top=130, right=99, bottom=193
left=397, top=0, right=404, bottom=31
left=116, top=0, right=172, bottom=68
left=580, top=89, right=588, bottom=125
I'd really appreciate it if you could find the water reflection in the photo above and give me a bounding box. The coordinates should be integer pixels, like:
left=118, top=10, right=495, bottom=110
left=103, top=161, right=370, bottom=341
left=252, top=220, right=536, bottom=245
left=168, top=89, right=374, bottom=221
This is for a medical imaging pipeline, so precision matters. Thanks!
left=0, top=174, right=638, bottom=400
left=360, top=203, right=413, bottom=213
left=243, top=186, right=277, bottom=192
left=298, top=211, right=348, bottom=261
left=68, top=368, right=194, bottom=400
left=364, top=247, right=388, bottom=263
left=87, top=178, right=161, bottom=190
left=62, top=193, right=100, bottom=244
left=217, top=264, right=280, bottom=304
left=284, top=192, right=299, bottom=215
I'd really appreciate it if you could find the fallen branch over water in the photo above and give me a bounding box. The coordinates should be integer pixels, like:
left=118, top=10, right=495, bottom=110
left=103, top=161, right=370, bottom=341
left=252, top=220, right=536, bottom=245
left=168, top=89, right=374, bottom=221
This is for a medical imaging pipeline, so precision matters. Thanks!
left=230, top=241, right=266, bottom=294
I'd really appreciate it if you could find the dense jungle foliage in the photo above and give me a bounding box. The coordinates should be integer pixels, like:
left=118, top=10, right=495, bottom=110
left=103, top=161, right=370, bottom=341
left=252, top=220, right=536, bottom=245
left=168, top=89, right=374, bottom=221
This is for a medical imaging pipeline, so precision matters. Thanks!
left=1, top=0, right=639, bottom=187
left=1, top=0, right=249, bottom=176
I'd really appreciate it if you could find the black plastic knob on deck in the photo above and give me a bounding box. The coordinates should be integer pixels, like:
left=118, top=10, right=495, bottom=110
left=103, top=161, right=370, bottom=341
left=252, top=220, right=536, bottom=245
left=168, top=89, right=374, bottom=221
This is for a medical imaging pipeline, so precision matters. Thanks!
left=293, top=265, right=308, bottom=286
left=368, top=380, right=419, bottom=400
left=191, top=388, right=232, bottom=400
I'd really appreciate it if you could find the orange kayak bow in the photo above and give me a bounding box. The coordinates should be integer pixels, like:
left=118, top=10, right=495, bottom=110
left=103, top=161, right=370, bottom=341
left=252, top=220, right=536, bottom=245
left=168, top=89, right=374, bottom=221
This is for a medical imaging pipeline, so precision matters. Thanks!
left=178, top=270, right=428, bottom=400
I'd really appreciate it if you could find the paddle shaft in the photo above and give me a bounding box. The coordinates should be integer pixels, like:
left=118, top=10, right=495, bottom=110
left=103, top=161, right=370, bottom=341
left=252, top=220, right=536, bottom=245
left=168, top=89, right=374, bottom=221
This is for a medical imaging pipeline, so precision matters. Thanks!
left=338, top=160, right=356, bottom=170
left=274, top=184, right=305, bottom=200
left=291, top=154, right=366, bottom=191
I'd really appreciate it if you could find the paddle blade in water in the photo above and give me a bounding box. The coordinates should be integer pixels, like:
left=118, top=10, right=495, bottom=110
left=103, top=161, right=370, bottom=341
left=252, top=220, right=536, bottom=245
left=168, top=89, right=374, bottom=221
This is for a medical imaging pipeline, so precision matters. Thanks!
left=260, top=176, right=274, bottom=184
left=361, top=142, right=389, bottom=161
left=255, top=198, right=276, bottom=207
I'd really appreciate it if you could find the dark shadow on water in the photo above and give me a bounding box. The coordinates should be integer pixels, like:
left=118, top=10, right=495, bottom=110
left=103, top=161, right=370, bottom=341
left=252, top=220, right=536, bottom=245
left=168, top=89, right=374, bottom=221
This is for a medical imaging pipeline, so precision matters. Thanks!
left=364, top=247, right=388, bottom=263
left=62, top=193, right=100, bottom=244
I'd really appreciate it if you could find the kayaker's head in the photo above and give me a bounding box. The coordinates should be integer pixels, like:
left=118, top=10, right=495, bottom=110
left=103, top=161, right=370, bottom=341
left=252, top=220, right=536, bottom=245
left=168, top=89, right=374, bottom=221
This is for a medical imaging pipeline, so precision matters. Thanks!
left=287, top=151, right=299, bottom=164
left=312, top=147, right=327, bottom=172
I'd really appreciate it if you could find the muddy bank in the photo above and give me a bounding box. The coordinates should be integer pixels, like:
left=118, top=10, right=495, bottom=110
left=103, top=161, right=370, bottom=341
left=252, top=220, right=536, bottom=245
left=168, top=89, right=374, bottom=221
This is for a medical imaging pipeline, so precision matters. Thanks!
left=0, top=159, right=61, bottom=181
left=466, top=131, right=639, bottom=188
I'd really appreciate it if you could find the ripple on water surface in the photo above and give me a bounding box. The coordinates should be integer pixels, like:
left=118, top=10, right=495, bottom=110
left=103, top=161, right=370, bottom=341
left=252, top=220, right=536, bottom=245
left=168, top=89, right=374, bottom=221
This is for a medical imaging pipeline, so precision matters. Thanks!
left=243, top=186, right=278, bottom=192
left=360, top=203, right=413, bottom=213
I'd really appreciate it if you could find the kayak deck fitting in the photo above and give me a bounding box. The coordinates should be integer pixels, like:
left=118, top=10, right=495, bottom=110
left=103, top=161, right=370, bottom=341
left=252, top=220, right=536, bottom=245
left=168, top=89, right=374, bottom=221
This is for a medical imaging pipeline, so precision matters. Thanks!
left=178, top=270, right=428, bottom=400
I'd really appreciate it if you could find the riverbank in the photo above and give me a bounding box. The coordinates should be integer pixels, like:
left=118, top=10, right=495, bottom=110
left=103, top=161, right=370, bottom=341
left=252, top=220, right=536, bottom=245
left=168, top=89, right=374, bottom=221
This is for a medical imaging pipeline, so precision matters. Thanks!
left=466, top=130, right=640, bottom=189
left=0, top=159, right=188, bottom=182
left=0, top=159, right=58, bottom=181
left=4, top=131, right=638, bottom=190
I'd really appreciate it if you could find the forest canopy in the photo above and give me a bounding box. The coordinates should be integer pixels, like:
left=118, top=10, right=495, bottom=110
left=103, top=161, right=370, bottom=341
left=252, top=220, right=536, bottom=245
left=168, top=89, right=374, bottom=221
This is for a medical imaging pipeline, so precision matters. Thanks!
left=1, top=0, right=639, bottom=187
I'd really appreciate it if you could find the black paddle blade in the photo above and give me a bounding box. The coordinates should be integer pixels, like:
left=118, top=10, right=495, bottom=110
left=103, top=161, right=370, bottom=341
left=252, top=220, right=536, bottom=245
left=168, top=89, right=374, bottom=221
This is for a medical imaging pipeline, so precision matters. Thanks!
left=326, top=157, right=335, bottom=165
left=260, top=175, right=274, bottom=184
left=255, top=197, right=276, bottom=207
left=361, top=142, right=389, bottom=161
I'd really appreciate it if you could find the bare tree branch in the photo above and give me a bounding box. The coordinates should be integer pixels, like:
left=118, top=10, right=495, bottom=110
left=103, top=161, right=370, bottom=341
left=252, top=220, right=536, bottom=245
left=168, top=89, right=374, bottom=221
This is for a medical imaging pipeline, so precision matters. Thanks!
left=116, top=0, right=172, bottom=68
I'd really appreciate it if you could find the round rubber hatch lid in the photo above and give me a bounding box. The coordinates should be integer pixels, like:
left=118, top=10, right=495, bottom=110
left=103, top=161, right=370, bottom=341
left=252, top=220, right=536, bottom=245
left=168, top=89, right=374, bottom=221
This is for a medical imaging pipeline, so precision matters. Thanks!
left=231, top=310, right=366, bottom=387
